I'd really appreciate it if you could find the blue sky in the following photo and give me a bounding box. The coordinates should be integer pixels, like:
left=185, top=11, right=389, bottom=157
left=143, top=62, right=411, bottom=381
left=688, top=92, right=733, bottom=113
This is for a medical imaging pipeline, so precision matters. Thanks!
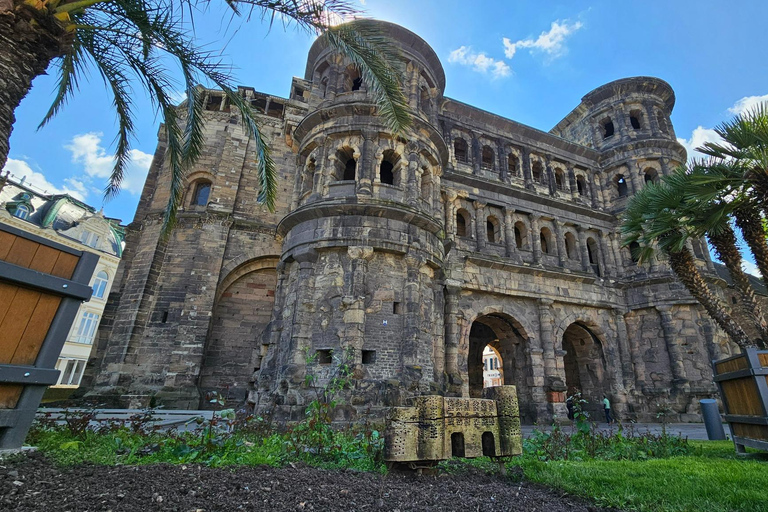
left=4, top=1, right=767, bottom=270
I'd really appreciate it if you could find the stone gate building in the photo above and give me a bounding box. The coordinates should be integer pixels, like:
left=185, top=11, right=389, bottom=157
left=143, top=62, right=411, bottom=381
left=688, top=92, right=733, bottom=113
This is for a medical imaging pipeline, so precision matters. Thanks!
left=86, top=22, right=734, bottom=422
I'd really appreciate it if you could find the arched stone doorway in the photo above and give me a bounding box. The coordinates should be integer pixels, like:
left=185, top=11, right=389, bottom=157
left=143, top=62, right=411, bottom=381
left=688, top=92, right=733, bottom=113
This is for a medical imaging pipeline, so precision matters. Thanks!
left=467, top=313, right=533, bottom=421
left=200, top=266, right=277, bottom=406
left=561, top=322, right=609, bottom=417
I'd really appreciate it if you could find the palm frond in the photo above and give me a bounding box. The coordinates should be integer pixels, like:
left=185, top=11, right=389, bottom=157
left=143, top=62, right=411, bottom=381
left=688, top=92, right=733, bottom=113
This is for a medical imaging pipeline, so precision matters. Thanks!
left=38, top=39, right=86, bottom=130
left=324, top=20, right=411, bottom=134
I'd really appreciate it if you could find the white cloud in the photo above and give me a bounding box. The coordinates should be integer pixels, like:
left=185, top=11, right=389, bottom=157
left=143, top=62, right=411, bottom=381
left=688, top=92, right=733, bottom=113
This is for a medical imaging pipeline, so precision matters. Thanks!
left=742, top=260, right=762, bottom=278
left=65, top=132, right=152, bottom=195
left=503, top=20, right=583, bottom=60
left=727, top=94, right=768, bottom=116
left=677, top=126, right=722, bottom=161
left=2, top=158, right=87, bottom=201
left=448, top=46, right=511, bottom=79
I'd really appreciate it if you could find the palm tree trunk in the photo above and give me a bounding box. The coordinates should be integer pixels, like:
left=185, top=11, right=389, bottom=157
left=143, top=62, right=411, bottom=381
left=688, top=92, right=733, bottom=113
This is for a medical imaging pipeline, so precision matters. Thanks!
left=0, top=4, right=68, bottom=169
left=733, top=204, right=768, bottom=285
left=708, top=226, right=768, bottom=347
left=667, top=248, right=754, bottom=349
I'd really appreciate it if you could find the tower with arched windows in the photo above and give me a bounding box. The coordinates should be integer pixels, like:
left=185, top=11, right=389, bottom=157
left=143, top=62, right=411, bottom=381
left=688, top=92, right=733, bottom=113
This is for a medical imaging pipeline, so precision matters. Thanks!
left=87, top=22, right=734, bottom=424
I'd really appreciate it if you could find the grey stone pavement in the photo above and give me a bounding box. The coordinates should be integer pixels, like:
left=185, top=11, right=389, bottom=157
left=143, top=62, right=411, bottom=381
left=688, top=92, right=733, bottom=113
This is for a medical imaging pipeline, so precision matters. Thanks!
left=521, top=422, right=731, bottom=441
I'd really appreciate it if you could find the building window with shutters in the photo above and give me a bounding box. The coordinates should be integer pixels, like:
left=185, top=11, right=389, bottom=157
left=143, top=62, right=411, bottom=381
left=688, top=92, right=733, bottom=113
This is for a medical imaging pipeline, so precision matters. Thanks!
left=72, top=311, right=100, bottom=344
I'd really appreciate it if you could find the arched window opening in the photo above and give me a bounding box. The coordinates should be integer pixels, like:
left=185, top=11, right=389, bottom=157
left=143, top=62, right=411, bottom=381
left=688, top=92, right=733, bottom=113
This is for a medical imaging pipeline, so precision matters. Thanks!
left=335, top=147, right=356, bottom=181
left=380, top=161, right=394, bottom=185
left=456, top=210, right=469, bottom=237
left=732, top=296, right=738, bottom=305
left=205, top=94, right=223, bottom=111
left=454, top=138, right=468, bottom=163
left=486, top=216, right=499, bottom=243
left=532, top=161, right=543, bottom=183
left=92, top=271, right=109, bottom=299
left=540, top=227, right=552, bottom=255
left=451, top=432, right=465, bottom=458
left=481, top=146, right=494, bottom=170
left=616, top=175, right=628, bottom=197
left=344, top=65, right=363, bottom=92
left=320, top=77, right=330, bottom=98
left=250, top=97, right=267, bottom=113
left=514, top=221, right=527, bottom=249
left=644, top=168, right=659, bottom=184
left=587, top=237, right=601, bottom=276
left=630, top=110, right=642, bottom=130
left=555, top=169, right=565, bottom=191
left=508, top=154, right=519, bottom=177
left=482, top=432, right=496, bottom=457
left=192, top=180, right=211, bottom=207
left=576, top=175, right=587, bottom=196
left=565, top=232, right=578, bottom=260
left=379, top=149, right=401, bottom=186
left=13, top=204, right=30, bottom=220
left=344, top=159, right=356, bottom=181
left=602, top=119, right=615, bottom=139
left=629, top=241, right=641, bottom=263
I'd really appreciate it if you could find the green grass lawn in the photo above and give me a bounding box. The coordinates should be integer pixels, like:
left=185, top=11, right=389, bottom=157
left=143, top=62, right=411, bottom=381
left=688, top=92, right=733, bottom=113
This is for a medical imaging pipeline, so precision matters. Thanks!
left=515, top=441, right=768, bottom=512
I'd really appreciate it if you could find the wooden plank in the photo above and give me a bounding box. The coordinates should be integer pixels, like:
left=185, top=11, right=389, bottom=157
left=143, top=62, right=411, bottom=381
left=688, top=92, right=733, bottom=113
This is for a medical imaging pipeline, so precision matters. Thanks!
left=0, top=231, right=16, bottom=261
left=715, top=355, right=748, bottom=375
left=0, top=385, right=23, bottom=409
left=0, top=288, right=41, bottom=364
left=3, top=237, right=40, bottom=269
left=0, top=282, right=18, bottom=327
left=27, top=244, right=63, bottom=275
left=732, top=422, right=768, bottom=441
left=721, top=378, right=764, bottom=416
left=10, top=293, right=60, bottom=365
left=50, top=252, right=79, bottom=280
left=759, top=353, right=768, bottom=368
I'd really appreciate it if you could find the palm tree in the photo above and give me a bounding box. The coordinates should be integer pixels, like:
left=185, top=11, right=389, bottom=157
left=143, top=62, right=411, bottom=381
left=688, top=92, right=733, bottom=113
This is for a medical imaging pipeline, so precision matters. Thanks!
left=668, top=164, right=768, bottom=347
left=622, top=177, right=754, bottom=349
left=1, top=0, right=411, bottom=231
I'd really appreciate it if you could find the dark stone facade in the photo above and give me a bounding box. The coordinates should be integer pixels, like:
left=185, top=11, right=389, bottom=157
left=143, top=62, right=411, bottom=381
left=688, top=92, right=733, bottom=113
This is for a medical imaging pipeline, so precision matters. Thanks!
left=86, top=22, right=736, bottom=422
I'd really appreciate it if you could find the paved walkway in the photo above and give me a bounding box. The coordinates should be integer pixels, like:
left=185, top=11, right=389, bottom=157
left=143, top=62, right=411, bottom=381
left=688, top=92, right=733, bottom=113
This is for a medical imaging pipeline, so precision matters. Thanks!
left=521, top=422, right=731, bottom=441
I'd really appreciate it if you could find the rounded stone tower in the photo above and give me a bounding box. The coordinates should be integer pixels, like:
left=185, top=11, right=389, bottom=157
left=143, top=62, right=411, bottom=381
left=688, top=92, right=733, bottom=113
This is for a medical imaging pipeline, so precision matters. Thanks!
left=253, top=22, right=450, bottom=419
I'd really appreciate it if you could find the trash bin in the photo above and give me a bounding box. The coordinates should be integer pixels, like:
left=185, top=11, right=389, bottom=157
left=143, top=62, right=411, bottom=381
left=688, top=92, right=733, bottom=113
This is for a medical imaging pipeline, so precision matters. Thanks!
left=700, top=399, right=726, bottom=441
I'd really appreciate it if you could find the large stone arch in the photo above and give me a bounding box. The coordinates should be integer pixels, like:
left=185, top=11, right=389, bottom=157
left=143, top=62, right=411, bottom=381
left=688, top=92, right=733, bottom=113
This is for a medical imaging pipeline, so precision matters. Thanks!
left=460, top=305, right=538, bottom=422
left=200, top=257, right=279, bottom=406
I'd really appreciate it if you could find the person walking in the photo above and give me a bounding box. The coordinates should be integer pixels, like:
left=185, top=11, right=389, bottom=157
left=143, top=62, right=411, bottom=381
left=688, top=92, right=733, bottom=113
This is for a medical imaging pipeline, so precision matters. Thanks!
left=603, top=394, right=614, bottom=424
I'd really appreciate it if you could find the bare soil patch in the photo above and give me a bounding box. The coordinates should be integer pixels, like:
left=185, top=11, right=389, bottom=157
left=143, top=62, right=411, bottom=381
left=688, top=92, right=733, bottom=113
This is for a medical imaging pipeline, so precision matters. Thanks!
left=1, top=452, right=616, bottom=511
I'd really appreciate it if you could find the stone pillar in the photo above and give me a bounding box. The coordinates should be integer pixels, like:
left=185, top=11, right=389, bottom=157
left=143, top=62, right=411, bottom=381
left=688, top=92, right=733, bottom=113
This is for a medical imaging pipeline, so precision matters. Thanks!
left=322, top=151, right=336, bottom=196
left=444, top=280, right=462, bottom=394
left=612, top=308, right=639, bottom=390
left=521, top=148, right=533, bottom=189
left=402, top=252, right=425, bottom=374
left=341, top=247, right=374, bottom=366
left=660, top=157, right=672, bottom=177
left=608, top=232, right=623, bottom=273
left=443, top=190, right=458, bottom=239
left=567, top=164, right=576, bottom=195
left=431, top=172, right=442, bottom=219
left=471, top=132, right=481, bottom=175
left=474, top=201, right=487, bottom=252
left=289, top=249, right=319, bottom=372
left=406, top=153, right=420, bottom=206
left=357, top=132, right=375, bottom=196
left=531, top=214, right=542, bottom=264
left=497, top=141, right=508, bottom=182
left=598, top=230, right=614, bottom=277
left=615, top=106, right=628, bottom=142
left=644, top=100, right=661, bottom=137
left=590, top=170, right=602, bottom=209
left=545, top=156, right=556, bottom=195
left=539, top=299, right=566, bottom=415
left=554, top=219, right=566, bottom=267
left=503, top=207, right=516, bottom=258
left=577, top=225, right=591, bottom=272
left=657, top=305, right=688, bottom=388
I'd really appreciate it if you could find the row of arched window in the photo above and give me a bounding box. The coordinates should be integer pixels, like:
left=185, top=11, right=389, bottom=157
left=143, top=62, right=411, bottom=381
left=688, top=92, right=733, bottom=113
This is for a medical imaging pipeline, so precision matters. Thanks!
left=598, top=107, right=670, bottom=141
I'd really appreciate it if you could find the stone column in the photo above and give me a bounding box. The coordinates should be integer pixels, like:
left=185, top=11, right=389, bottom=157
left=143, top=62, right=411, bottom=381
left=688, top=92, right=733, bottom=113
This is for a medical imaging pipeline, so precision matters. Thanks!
left=539, top=299, right=566, bottom=414
left=644, top=99, right=661, bottom=137
left=659, top=157, right=672, bottom=177
left=545, top=156, right=556, bottom=195
left=589, top=170, right=602, bottom=209
left=401, top=252, right=425, bottom=372
left=522, top=148, right=534, bottom=189
left=554, top=219, right=566, bottom=267
left=497, top=141, right=507, bottom=182
left=577, top=225, right=591, bottom=272
left=503, top=207, right=516, bottom=258
left=357, top=132, right=375, bottom=196
left=322, top=150, right=336, bottom=196
left=444, top=280, right=463, bottom=394
left=471, top=132, right=481, bottom=175
left=612, top=308, right=639, bottom=390
left=531, top=213, right=542, bottom=264
left=567, top=164, right=576, bottom=195
left=656, top=305, right=688, bottom=388
left=406, top=153, right=420, bottom=206
left=615, top=106, right=628, bottom=142
left=431, top=172, right=442, bottom=219
left=443, top=190, right=458, bottom=239
left=290, top=249, right=319, bottom=370
left=342, top=246, right=374, bottom=366
left=474, top=201, right=487, bottom=252
left=598, top=229, right=614, bottom=277
left=608, top=231, right=623, bottom=273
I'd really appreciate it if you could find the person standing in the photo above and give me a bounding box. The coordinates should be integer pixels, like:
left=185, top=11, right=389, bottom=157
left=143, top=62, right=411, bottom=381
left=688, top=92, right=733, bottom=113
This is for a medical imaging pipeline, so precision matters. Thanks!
left=566, top=394, right=574, bottom=421
left=603, top=394, right=614, bottom=424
